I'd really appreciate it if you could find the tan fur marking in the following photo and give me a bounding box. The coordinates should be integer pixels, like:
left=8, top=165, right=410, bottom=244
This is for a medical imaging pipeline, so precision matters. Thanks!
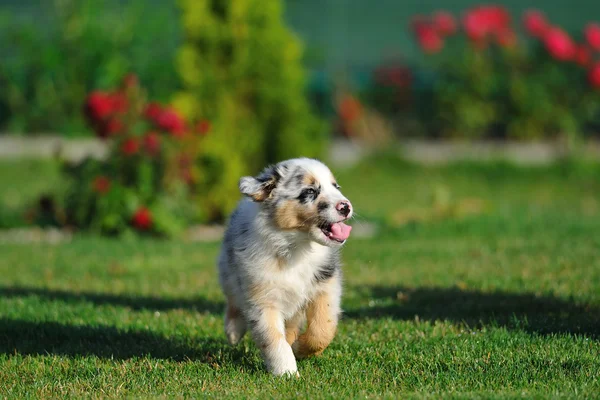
left=302, top=173, right=317, bottom=186
left=293, top=291, right=337, bottom=358
left=276, top=256, right=287, bottom=269
left=248, top=282, right=271, bottom=305
left=274, top=200, right=317, bottom=231
left=263, top=308, right=283, bottom=345
left=285, top=312, right=304, bottom=345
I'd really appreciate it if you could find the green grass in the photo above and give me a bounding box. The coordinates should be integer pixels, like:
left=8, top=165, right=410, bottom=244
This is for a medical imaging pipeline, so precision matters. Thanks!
left=1, top=155, right=599, bottom=398
left=0, top=159, right=64, bottom=228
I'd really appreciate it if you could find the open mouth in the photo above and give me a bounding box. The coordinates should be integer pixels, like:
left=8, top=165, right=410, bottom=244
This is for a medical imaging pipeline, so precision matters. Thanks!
left=319, top=221, right=352, bottom=243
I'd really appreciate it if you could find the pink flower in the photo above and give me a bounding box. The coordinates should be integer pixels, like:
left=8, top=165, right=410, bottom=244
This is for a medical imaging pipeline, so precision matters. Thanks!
left=523, top=10, right=548, bottom=38
left=132, top=207, right=152, bottom=230
left=462, top=5, right=511, bottom=47
left=589, top=62, right=600, bottom=89
left=584, top=23, right=600, bottom=51
left=544, top=27, right=576, bottom=61
left=433, top=11, right=457, bottom=36
left=414, top=22, right=444, bottom=53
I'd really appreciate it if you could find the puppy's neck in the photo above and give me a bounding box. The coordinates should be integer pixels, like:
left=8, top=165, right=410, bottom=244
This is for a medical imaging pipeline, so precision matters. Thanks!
left=254, top=207, right=317, bottom=262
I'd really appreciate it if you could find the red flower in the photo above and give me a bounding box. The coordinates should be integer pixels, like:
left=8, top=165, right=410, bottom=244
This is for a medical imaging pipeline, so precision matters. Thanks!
left=414, top=23, right=444, bottom=53
left=584, top=23, right=600, bottom=51
left=575, top=45, right=592, bottom=67
left=92, top=176, right=111, bottom=194
left=144, top=102, right=163, bottom=122
left=544, top=27, right=576, bottom=61
left=195, top=119, right=211, bottom=135
left=110, top=92, right=128, bottom=114
left=121, top=138, right=140, bottom=155
left=589, top=63, right=600, bottom=89
left=143, top=132, right=161, bottom=155
left=156, top=107, right=186, bottom=137
left=338, top=95, right=362, bottom=122
left=523, top=10, right=548, bottom=38
left=432, top=11, right=457, bottom=36
left=86, top=91, right=113, bottom=121
left=132, top=207, right=152, bottom=230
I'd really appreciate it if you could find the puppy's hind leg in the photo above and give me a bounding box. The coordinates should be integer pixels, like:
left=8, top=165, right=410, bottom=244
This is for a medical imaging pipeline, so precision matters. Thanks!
left=224, top=300, right=247, bottom=345
left=285, top=310, right=305, bottom=346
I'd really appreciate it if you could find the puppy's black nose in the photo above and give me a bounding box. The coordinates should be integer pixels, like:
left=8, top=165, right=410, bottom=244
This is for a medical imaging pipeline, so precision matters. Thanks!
left=336, top=201, right=351, bottom=217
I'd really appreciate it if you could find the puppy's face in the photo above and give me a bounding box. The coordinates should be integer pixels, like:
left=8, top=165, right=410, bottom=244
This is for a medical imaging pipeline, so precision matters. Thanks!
left=239, top=158, right=353, bottom=246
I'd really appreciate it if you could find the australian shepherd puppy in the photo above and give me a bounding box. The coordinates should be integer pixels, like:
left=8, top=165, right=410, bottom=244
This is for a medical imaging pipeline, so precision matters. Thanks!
left=218, top=158, right=353, bottom=376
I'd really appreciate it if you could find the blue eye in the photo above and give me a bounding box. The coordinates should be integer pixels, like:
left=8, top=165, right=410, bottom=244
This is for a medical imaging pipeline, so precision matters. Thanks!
left=305, top=188, right=316, bottom=196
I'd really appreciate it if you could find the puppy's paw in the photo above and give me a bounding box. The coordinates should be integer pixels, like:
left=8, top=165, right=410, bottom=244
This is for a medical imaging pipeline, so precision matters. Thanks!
left=225, top=315, right=247, bottom=345
left=266, top=339, right=298, bottom=377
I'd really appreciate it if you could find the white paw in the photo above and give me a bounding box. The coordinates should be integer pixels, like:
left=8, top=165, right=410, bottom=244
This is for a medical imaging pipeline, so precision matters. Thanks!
left=266, top=339, right=298, bottom=377
left=225, top=317, right=246, bottom=345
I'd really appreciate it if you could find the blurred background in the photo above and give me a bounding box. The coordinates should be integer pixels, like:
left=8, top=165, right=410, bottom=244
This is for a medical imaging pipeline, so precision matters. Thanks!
left=1, top=0, right=599, bottom=237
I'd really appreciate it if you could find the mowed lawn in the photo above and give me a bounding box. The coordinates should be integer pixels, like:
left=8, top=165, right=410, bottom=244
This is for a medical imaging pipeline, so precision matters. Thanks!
left=0, top=155, right=599, bottom=398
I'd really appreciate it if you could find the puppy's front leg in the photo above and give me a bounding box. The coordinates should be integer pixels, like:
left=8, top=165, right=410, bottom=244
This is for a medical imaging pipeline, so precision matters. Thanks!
left=250, top=308, right=298, bottom=376
left=293, top=276, right=341, bottom=358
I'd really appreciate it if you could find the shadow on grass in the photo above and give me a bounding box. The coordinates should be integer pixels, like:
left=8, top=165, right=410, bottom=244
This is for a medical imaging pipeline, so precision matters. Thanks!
left=0, top=286, right=224, bottom=314
left=0, top=318, right=259, bottom=369
left=345, top=286, right=600, bottom=338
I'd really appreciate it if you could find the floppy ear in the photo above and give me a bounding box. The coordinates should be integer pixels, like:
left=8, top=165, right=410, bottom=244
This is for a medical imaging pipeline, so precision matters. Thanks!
left=239, top=165, right=282, bottom=202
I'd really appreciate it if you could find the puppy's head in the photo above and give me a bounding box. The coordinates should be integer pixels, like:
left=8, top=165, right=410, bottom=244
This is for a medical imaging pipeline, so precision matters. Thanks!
left=239, top=158, right=353, bottom=246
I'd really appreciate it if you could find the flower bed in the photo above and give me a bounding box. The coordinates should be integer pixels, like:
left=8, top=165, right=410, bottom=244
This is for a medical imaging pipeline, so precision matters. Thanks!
left=352, top=5, right=600, bottom=142
left=62, top=75, right=210, bottom=237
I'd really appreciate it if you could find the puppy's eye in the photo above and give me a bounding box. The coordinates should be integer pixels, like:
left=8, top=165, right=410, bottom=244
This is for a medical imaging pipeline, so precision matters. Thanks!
left=333, top=183, right=341, bottom=190
left=304, top=188, right=316, bottom=196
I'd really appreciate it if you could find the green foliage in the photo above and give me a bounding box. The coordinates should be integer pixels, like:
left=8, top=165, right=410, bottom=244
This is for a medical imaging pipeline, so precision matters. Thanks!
left=425, top=44, right=599, bottom=140
left=174, top=0, right=327, bottom=220
left=0, top=0, right=179, bottom=136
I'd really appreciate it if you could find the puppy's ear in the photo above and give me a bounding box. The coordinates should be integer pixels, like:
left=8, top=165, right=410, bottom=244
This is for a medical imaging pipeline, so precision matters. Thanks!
left=239, top=164, right=284, bottom=202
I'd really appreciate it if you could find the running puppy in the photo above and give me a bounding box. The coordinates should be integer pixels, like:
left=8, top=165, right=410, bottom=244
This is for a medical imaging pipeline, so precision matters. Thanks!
left=218, top=158, right=353, bottom=376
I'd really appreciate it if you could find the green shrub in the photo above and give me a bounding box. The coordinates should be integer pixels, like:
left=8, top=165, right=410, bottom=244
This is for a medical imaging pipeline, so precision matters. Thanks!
left=0, top=0, right=180, bottom=136
left=173, top=0, right=327, bottom=220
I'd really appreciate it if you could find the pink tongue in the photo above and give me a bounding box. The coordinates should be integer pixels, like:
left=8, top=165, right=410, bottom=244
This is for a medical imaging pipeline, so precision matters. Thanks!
left=329, top=222, right=352, bottom=241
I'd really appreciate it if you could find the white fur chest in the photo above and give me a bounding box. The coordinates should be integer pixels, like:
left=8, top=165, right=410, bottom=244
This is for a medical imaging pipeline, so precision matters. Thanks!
left=247, top=241, right=331, bottom=319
